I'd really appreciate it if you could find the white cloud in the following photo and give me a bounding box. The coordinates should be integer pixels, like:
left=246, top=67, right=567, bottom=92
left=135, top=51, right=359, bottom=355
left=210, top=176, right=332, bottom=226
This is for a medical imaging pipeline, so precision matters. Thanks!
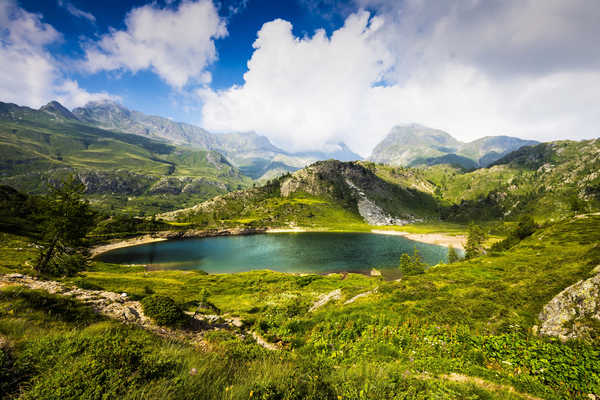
left=199, top=12, right=392, bottom=152
left=82, top=0, right=227, bottom=88
left=58, top=0, right=96, bottom=23
left=200, top=1, right=600, bottom=156
left=0, top=0, right=113, bottom=108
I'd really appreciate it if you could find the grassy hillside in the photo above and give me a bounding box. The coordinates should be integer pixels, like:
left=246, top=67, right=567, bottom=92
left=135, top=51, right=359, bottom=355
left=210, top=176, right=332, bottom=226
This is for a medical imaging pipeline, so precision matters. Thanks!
left=165, top=160, right=442, bottom=229
left=422, top=139, right=600, bottom=221
left=1, top=214, right=599, bottom=398
left=0, top=102, right=252, bottom=213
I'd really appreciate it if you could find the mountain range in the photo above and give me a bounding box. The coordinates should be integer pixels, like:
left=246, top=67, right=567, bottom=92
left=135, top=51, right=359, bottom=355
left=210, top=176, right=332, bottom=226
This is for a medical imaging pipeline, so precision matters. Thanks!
left=369, top=124, right=539, bottom=169
left=0, top=101, right=253, bottom=214
left=73, top=100, right=361, bottom=180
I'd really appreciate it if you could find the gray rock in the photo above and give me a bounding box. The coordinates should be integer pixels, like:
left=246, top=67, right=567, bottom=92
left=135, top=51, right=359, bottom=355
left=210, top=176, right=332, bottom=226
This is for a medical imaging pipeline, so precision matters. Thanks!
left=538, top=273, right=600, bottom=341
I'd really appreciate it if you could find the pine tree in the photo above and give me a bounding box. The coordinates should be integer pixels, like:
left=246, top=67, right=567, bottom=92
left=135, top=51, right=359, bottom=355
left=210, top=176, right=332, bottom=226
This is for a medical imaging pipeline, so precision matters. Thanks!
left=34, top=176, right=95, bottom=276
left=447, top=245, right=460, bottom=263
left=465, top=222, right=487, bottom=259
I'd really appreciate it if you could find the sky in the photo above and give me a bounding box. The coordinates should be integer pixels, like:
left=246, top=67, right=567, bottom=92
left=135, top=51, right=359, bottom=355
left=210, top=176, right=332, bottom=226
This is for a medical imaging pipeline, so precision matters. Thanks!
left=1, top=0, right=599, bottom=156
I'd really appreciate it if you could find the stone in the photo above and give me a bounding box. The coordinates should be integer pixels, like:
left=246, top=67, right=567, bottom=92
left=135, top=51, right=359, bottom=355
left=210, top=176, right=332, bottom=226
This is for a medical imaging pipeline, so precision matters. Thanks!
left=538, top=273, right=600, bottom=341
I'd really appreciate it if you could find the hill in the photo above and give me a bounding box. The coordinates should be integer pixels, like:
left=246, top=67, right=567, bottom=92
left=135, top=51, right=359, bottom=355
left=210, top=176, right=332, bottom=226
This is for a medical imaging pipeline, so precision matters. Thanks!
left=163, top=139, right=600, bottom=228
left=423, top=139, right=600, bottom=221
left=74, top=100, right=361, bottom=180
left=0, top=101, right=252, bottom=214
left=369, top=124, right=538, bottom=168
left=163, top=160, right=442, bottom=228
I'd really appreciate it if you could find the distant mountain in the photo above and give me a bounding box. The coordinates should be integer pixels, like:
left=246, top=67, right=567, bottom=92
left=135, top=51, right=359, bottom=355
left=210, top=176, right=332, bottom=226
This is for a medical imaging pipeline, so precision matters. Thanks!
left=40, top=101, right=79, bottom=121
left=0, top=101, right=252, bottom=214
left=369, top=124, right=538, bottom=168
left=73, top=100, right=361, bottom=180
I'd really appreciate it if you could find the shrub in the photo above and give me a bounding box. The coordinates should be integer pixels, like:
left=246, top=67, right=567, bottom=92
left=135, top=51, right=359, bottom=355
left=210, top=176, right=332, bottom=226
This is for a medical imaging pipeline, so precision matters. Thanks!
left=465, top=222, right=487, bottom=259
left=447, top=245, right=460, bottom=263
left=140, top=295, right=186, bottom=326
left=398, top=247, right=427, bottom=276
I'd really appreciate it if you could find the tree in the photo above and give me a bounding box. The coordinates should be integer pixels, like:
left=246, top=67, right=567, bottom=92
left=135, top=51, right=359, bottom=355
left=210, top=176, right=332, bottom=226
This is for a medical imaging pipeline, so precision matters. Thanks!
left=447, top=245, right=460, bottom=263
left=514, top=214, right=537, bottom=240
left=34, top=176, right=95, bottom=276
left=465, top=222, right=487, bottom=259
left=398, top=247, right=427, bottom=276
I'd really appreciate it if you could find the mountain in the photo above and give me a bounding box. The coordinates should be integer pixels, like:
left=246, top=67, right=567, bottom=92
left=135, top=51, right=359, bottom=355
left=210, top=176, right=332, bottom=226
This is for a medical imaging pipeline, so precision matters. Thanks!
left=73, top=100, right=361, bottom=180
left=40, top=101, right=79, bottom=121
left=369, top=124, right=538, bottom=168
left=0, top=101, right=251, bottom=213
left=423, top=138, right=600, bottom=221
left=369, top=124, right=461, bottom=166
left=162, top=159, right=440, bottom=227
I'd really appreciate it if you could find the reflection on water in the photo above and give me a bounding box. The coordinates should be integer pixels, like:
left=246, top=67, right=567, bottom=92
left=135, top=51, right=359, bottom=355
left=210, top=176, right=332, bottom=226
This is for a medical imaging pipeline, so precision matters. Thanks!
left=98, top=232, right=451, bottom=274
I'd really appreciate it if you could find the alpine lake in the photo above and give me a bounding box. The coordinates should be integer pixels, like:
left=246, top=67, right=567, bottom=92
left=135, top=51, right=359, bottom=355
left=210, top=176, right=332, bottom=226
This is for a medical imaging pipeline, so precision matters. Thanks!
left=97, top=232, right=452, bottom=274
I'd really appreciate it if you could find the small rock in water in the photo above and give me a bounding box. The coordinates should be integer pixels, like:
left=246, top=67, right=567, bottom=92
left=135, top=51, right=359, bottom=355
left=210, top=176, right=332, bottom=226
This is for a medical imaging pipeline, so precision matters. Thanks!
left=120, top=292, right=128, bottom=298
left=370, top=268, right=382, bottom=277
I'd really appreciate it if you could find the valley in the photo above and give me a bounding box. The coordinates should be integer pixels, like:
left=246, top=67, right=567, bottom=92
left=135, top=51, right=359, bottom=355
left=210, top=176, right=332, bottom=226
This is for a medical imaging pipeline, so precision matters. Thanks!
left=1, top=100, right=599, bottom=400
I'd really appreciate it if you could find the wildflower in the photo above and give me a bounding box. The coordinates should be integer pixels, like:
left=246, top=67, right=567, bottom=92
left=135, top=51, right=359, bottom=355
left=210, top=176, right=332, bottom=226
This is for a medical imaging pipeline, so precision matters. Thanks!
left=190, top=368, right=198, bottom=375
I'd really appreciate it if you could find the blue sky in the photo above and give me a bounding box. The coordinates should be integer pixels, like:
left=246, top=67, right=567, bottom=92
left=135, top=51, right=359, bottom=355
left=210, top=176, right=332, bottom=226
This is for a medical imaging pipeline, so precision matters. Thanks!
left=1, top=0, right=600, bottom=154
left=15, top=0, right=349, bottom=122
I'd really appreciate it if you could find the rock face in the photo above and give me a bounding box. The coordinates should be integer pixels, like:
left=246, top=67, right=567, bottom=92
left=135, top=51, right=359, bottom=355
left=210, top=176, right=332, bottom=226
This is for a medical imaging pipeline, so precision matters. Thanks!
left=538, top=270, right=600, bottom=341
left=279, top=160, right=424, bottom=225
left=344, top=179, right=415, bottom=225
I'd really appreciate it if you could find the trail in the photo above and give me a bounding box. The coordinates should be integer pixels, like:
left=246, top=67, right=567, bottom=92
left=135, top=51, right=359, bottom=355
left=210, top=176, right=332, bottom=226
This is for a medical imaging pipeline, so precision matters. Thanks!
left=0, top=273, right=280, bottom=351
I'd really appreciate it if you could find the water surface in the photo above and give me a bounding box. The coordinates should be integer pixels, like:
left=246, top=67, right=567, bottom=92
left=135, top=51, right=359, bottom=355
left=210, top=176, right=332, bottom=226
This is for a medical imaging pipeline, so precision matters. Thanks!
left=97, top=232, right=449, bottom=274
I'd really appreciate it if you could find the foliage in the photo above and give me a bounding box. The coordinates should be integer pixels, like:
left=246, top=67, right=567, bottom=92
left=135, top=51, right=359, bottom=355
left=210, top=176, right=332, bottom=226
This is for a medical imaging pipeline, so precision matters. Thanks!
left=398, top=247, right=427, bottom=276
left=491, top=215, right=538, bottom=251
left=34, top=176, right=95, bottom=276
left=140, top=294, right=187, bottom=327
left=465, top=222, right=488, bottom=259
left=447, top=245, right=460, bottom=263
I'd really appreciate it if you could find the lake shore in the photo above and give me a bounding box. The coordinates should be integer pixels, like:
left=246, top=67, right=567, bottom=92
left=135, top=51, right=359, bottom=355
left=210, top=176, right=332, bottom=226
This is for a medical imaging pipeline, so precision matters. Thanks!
left=90, top=227, right=269, bottom=257
left=91, top=225, right=464, bottom=258
left=371, top=229, right=466, bottom=250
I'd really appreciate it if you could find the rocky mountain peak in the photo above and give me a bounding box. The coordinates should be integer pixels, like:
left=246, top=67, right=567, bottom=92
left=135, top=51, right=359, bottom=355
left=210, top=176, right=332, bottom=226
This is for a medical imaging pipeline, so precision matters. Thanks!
left=39, top=101, right=78, bottom=121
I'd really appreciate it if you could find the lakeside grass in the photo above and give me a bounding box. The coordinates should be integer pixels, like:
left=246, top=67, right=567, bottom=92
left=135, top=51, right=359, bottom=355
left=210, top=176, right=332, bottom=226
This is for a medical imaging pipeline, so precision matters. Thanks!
left=2, top=216, right=600, bottom=398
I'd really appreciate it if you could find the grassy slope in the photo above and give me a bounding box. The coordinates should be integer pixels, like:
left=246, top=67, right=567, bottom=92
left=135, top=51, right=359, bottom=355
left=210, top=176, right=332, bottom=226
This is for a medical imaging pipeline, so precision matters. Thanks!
left=0, top=117, right=251, bottom=213
left=2, top=215, right=600, bottom=398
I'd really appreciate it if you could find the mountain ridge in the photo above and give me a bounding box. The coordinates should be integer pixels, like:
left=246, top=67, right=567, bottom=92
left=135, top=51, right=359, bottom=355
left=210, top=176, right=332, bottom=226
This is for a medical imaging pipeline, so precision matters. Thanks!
left=73, top=100, right=362, bottom=180
left=369, top=124, right=539, bottom=168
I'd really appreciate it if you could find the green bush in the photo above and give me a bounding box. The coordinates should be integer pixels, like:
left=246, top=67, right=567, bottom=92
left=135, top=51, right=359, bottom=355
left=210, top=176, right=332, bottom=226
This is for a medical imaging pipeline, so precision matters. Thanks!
left=140, top=295, right=186, bottom=326
left=398, top=247, right=427, bottom=276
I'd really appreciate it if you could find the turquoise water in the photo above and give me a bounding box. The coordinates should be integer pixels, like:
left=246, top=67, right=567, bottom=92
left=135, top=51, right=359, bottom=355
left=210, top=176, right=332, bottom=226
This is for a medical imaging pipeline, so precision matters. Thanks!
left=97, top=232, right=450, bottom=274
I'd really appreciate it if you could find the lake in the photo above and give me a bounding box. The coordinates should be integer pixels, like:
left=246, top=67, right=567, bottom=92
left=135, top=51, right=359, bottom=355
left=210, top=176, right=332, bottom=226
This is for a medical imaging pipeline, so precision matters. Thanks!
left=96, top=232, right=450, bottom=274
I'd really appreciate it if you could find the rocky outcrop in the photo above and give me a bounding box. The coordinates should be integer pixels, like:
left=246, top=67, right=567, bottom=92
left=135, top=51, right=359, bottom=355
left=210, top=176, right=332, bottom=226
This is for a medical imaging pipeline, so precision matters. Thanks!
left=0, top=273, right=278, bottom=350
left=538, top=269, right=600, bottom=341
left=309, top=289, right=341, bottom=312
left=345, top=178, right=416, bottom=225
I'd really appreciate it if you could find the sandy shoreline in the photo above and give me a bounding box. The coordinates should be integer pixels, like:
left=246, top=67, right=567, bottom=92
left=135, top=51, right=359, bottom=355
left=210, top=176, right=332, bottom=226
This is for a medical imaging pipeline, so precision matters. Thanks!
left=91, top=226, right=465, bottom=258
left=371, top=229, right=466, bottom=250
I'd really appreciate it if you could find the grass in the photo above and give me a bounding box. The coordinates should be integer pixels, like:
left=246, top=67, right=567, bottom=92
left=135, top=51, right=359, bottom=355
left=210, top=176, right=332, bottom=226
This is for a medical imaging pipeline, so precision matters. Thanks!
left=0, top=117, right=252, bottom=214
left=3, top=215, right=599, bottom=398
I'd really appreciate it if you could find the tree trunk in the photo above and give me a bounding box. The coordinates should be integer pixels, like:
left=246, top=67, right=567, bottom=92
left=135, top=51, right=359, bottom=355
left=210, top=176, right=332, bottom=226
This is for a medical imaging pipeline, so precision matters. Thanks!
left=36, top=233, right=59, bottom=272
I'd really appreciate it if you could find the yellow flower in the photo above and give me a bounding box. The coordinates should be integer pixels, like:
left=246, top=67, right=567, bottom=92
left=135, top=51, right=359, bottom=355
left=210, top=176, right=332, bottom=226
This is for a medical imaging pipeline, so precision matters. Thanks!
left=249, top=390, right=254, bottom=398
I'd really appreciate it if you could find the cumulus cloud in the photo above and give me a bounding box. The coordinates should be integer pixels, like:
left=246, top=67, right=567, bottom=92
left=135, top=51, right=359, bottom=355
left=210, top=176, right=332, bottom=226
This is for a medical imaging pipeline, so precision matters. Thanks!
left=199, top=12, right=392, bottom=152
left=57, top=0, right=96, bottom=23
left=0, top=0, right=113, bottom=108
left=82, top=0, right=227, bottom=88
left=200, top=0, right=600, bottom=155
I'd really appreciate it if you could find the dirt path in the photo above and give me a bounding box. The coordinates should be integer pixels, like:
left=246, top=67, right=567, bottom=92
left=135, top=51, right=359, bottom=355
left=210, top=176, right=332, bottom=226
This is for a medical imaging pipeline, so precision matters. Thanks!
left=0, top=273, right=278, bottom=351
left=441, top=373, right=544, bottom=400
left=371, top=229, right=466, bottom=250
